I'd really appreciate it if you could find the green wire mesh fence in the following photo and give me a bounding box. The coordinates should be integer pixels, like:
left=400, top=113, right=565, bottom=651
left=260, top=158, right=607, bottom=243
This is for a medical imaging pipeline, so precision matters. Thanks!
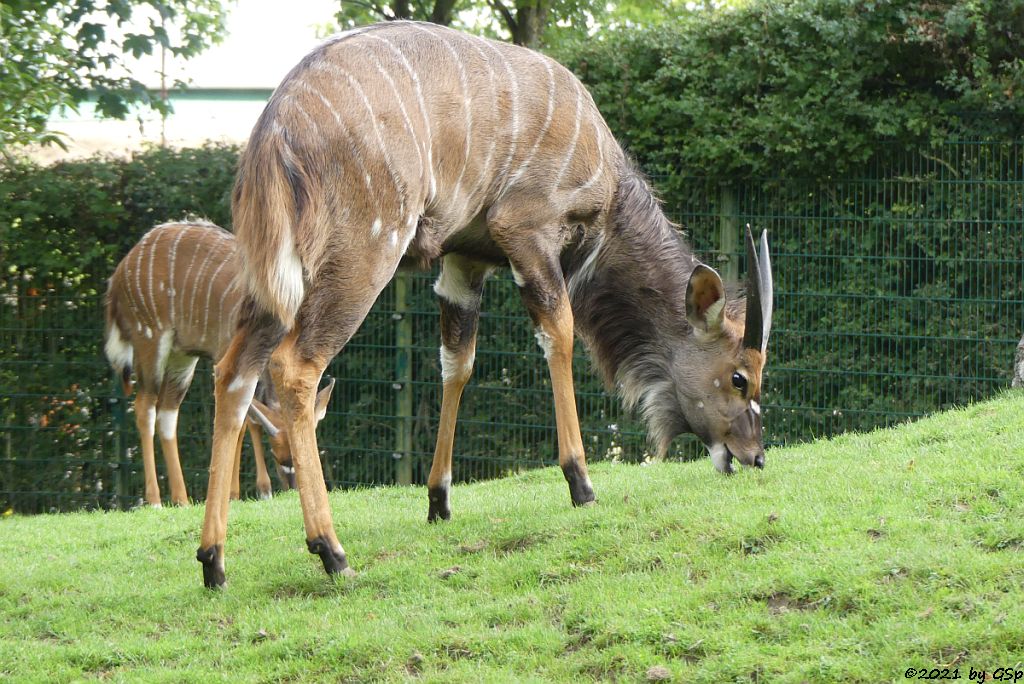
left=2, top=140, right=1022, bottom=513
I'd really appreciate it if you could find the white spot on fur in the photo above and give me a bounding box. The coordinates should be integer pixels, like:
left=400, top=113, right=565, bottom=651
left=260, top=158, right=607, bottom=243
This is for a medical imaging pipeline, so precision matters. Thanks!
left=434, top=259, right=480, bottom=310
left=157, top=409, right=179, bottom=440
left=136, top=322, right=143, bottom=332
left=144, top=326, right=153, bottom=339
left=751, top=400, right=761, bottom=415
left=389, top=230, right=399, bottom=248
left=697, top=401, right=704, bottom=410
left=159, top=282, right=165, bottom=292
left=534, top=328, right=554, bottom=360
left=440, top=344, right=475, bottom=384
left=713, top=378, right=721, bottom=388
left=280, top=465, right=295, bottom=475
left=371, top=217, right=383, bottom=238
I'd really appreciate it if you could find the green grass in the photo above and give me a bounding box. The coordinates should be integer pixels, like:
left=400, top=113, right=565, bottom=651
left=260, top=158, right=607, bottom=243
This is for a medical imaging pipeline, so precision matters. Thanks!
left=3, top=394, right=1024, bottom=683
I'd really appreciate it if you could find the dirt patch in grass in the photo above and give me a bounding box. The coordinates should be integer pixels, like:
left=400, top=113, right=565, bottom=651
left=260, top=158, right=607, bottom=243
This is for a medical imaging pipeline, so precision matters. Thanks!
left=763, top=592, right=820, bottom=615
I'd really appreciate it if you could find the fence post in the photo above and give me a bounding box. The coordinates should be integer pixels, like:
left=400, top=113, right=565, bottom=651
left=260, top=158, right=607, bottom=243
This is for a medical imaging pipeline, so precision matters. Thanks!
left=111, top=372, right=125, bottom=508
left=718, top=184, right=739, bottom=282
left=394, top=272, right=414, bottom=486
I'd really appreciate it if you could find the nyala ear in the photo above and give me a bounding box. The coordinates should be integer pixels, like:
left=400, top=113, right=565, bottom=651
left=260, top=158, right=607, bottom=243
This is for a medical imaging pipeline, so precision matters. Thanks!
left=314, top=377, right=336, bottom=423
left=685, top=264, right=727, bottom=335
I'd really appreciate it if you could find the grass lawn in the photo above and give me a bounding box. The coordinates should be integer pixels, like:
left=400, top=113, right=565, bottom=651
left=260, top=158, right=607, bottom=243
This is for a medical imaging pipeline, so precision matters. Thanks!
left=2, top=393, right=1024, bottom=683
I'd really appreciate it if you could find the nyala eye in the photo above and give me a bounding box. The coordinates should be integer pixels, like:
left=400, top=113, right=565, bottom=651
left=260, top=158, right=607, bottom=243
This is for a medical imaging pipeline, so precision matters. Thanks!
left=731, top=372, right=748, bottom=393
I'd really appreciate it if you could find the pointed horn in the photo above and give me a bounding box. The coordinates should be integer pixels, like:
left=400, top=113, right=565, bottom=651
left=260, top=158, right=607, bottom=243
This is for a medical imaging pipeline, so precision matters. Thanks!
left=247, top=402, right=280, bottom=438
left=742, top=224, right=764, bottom=352
left=758, top=229, right=773, bottom=353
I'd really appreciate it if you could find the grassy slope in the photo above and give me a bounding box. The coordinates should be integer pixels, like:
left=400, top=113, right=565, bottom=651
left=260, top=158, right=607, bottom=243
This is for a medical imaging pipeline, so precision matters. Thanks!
left=2, top=394, right=1024, bottom=683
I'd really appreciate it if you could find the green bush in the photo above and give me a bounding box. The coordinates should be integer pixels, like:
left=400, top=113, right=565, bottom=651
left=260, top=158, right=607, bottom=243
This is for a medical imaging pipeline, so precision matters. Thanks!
left=555, top=0, right=1024, bottom=181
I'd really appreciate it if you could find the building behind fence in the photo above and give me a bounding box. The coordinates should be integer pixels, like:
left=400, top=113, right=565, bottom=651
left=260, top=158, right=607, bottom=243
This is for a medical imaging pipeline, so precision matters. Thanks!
left=1, top=140, right=1022, bottom=513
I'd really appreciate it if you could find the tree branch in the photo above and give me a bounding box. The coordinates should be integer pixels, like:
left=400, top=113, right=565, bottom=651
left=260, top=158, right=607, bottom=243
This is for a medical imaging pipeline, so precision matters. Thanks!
left=488, top=0, right=517, bottom=35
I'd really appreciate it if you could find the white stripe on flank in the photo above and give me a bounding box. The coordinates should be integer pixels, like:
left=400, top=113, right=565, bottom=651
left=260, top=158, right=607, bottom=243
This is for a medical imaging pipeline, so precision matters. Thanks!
left=145, top=226, right=163, bottom=330
left=364, top=33, right=436, bottom=203
left=414, top=24, right=471, bottom=204
left=312, top=62, right=406, bottom=218
left=474, top=37, right=519, bottom=187
left=570, top=112, right=606, bottom=197
left=461, top=37, right=499, bottom=207
left=187, top=248, right=217, bottom=334
left=363, top=47, right=426, bottom=191
left=296, top=82, right=373, bottom=197
left=199, top=257, right=230, bottom=346
left=506, top=56, right=556, bottom=190
left=133, top=229, right=156, bottom=325
left=178, top=236, right=204, bottom=329
left=553, top=87, right=584, bottom=191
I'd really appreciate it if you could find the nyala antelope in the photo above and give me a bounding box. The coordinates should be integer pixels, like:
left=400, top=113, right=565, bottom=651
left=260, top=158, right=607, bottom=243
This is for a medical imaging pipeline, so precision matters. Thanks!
left=103, top=221, right=334, bottom=507
left=198, top=21, right=773, bottom=587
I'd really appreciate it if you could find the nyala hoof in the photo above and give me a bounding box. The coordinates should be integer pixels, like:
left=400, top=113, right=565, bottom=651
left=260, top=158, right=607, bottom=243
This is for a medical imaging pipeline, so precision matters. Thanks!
left=307, top=536, right=352, bottom=577
left=427, top=486, right=451, bottom=523
left=196, top=545, right=226, bottom=589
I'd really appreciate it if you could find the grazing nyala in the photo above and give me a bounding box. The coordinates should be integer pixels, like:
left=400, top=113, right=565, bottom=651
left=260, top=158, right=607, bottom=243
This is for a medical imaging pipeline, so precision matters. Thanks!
left=103, top=221, right=334, bottom=506
left=196, top=21, right=774, bottom=587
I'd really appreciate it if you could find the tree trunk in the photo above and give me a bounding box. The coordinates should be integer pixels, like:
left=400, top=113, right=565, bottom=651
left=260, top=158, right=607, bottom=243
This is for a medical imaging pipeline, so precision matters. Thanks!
left=430, top=0, right=458, bottom=25
left=511, top=0, right=548, bottom=48
left=391, top=0, right=411, bottom=20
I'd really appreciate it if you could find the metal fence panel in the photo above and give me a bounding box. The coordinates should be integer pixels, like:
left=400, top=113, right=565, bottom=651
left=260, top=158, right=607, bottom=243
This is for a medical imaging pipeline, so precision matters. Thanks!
left=2, top=140, right=1021, bottom=513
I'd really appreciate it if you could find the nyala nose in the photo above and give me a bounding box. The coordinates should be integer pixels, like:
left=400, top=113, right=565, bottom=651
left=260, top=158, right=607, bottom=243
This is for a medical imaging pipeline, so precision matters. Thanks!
left=754, top=453, right=765, bottom=469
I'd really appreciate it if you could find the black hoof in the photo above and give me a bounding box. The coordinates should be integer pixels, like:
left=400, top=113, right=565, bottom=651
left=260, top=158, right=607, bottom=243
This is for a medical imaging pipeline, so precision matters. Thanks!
left=196, top=545, right=225, bottom=589
left=307, top=536, right=351, bottom=576
left=427, top=486, right=451, bottom=523
left=562, top=461, right=596, bottom=507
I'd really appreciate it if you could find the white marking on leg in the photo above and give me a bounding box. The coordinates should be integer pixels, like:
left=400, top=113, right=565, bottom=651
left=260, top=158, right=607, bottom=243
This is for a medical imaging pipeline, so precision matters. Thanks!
left=157, top=409, right=179, bottom=441
left=534, top=327, right=554, bottom=361
left=434, top=258, right=480, bottom=310
left=440, top=344, right=475, bottom=384
left=142, top=404, right=156, bottom=434
left=226, top=373, right=260, bottom=425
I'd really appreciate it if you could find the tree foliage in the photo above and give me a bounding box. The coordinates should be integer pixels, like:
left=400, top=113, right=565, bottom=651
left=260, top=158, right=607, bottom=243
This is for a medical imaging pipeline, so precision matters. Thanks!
left=0, top=0, right=227, bottom=155
left=555, top=0, right=1024, bottom=180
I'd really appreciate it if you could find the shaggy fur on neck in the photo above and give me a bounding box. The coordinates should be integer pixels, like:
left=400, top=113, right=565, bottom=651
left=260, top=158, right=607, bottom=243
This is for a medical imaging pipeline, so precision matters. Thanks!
left=567, top=163, right=701, bottom=456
